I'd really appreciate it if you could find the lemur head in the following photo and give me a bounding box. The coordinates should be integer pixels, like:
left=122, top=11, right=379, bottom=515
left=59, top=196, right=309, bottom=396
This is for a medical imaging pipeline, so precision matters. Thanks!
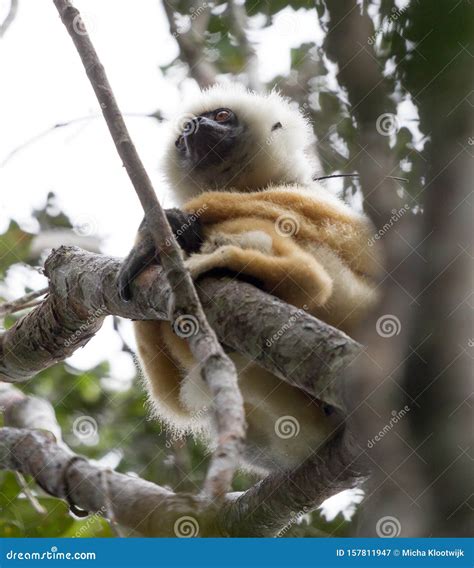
left=163, top=84, right=317, bottom=204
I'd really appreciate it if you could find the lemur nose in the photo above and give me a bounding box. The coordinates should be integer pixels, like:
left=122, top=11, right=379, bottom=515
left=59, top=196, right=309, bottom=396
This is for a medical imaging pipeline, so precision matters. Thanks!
left=184, top=116, right=224, bottom=153
left=183, top=116, right=202, bottom=137
left=184, top=116, right=217, bottom=139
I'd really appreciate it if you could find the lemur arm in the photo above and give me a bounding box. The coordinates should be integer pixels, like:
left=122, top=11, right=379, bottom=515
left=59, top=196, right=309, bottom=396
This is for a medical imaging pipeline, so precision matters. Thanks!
left=117, top=208, right=204, bottom=301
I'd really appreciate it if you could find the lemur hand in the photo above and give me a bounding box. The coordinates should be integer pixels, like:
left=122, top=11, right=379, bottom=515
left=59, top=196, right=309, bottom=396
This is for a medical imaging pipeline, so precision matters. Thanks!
left=117, top=208, right=203, bottom=302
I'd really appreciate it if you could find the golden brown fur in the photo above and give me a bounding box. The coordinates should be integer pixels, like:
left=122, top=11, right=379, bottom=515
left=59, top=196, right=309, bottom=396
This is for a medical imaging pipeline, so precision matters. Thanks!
left=132, top=86, right=382, bottom=471
left=134, top=185, right=381, bottom=468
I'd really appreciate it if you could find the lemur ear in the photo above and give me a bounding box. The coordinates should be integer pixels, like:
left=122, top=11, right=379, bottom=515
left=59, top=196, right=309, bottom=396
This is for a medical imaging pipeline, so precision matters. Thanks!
left=271, top=121, right=283, bottom=131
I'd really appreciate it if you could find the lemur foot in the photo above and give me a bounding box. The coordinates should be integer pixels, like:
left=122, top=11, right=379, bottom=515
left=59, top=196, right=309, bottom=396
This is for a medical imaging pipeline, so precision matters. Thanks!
left=117, top=208, right=203, bottom=302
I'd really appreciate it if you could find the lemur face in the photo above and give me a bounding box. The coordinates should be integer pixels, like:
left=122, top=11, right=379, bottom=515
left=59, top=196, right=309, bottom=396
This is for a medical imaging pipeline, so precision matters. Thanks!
left=172, top=106, right=288, bottom=194
left=164, top=85, right=317, bottom=204
left=174, top=108, right=244, bottom=171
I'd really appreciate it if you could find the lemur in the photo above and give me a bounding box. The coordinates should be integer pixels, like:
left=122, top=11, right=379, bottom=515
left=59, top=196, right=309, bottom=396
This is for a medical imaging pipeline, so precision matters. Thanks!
left=118, top=84, right=382, bottom=473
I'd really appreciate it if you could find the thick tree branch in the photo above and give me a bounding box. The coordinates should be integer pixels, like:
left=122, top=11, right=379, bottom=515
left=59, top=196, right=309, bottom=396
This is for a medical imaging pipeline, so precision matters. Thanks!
left=0, top=428, right=217, bottom=537
left=0, top=383, right=64, bottom=445
left=0, top=384, right=363, bottom=537
left=0, top=247, right=360, bottom=411
left=52, top=0, right=244, bottom=498
left=220, top=428, right=365, bottom=536
left=323, top=1, right=428, bottom=535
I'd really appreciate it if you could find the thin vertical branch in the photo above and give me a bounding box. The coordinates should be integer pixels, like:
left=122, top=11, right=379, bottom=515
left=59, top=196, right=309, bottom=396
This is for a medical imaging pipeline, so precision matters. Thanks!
left=0, top=0, right=18, bottom=38
left=51, top=0, right=245, bottom=499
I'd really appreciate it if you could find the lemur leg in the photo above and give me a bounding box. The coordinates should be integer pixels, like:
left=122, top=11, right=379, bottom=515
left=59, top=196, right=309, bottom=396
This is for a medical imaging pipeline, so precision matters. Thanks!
left=135, top=320, right=202, bottom=430
left=117, top=209, right=204, bottom=301
left=185, top=240, right=333, bottom=310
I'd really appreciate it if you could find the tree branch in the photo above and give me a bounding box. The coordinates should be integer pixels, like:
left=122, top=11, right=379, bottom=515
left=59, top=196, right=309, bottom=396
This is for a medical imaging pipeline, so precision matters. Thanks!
left=0, top=384, right=363, bottom=537
left=227, top=0, right=261, bottom=92
left=0, top=0, right=18, bottom=38
left=52, top=0, right=244, bottom=498
left=0, top=247, right=359, bottom=410
left=220, top=428, right=365, bottom=536
left=323, top=1, right=428, bottom=535
left=0, top=287, right=49, bottom=317
left=162, top=0, right=217, bottom=88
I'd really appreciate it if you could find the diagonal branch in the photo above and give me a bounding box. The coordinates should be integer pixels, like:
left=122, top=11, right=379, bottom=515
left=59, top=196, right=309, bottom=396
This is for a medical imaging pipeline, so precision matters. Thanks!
left=226, top=0, right=261, bottom=92
left=0, top=246, right=360, bottom=411
left=0, top=384, right=364, bottom=537
left=162, top=0, right=217, bottom=88
left=0, top=0, right=18, bottom=38
left=0, top=384, right=217, bottom=537
left=0, top=287, right=49, bottom=317
left=52, top=0, right=244, bottom=499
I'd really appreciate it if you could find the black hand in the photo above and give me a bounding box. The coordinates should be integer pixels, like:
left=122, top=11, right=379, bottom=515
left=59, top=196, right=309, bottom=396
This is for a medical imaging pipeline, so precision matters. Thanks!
left=117, top=220, right=156, bottom=302
left=117, top=210, right=203, bottom=302
left=164, top=208, right=204, bottom=254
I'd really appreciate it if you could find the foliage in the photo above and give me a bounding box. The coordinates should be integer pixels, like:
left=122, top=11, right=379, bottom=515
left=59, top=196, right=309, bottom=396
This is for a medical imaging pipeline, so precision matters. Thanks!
left=2, top=0, right=469, bottom=537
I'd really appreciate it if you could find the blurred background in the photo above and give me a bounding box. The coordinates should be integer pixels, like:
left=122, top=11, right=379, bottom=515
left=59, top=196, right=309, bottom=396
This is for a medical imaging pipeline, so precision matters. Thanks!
left=0, top=0, right=471, bottom=537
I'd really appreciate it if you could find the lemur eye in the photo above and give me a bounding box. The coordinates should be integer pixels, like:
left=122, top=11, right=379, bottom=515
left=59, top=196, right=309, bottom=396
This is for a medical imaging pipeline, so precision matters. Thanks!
left=214, top=109, right=232, bottom=122
left=323, top=404, right=335, bottom=417
left=175, top=135, right=185, bottom=149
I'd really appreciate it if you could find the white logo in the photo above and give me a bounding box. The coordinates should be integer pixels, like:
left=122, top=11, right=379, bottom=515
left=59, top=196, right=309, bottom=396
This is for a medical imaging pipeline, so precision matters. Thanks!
left=173, top=315, right=199, bottom=338
left=174, top=516, right=200, bottom=538
left=72, top=416, right=98, bottom=442
left=275, top=416, right=300, bottom=439
left=173, top=113, right=199, bottom=137
left=376, top=516, right=401, bottom=537
left=376, top=113, right=399, bottom=136
left=376, top=315, right=401, bottom=338
left=275, top=214, right=300, bottom=238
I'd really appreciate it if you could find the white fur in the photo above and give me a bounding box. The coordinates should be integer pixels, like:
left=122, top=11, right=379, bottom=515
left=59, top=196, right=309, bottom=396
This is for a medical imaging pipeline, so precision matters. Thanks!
left=163, top=84, right=319, bottom=205
left=135, top=86, right=379, bottom=472
left=200, top=230, right=273, bottom=255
